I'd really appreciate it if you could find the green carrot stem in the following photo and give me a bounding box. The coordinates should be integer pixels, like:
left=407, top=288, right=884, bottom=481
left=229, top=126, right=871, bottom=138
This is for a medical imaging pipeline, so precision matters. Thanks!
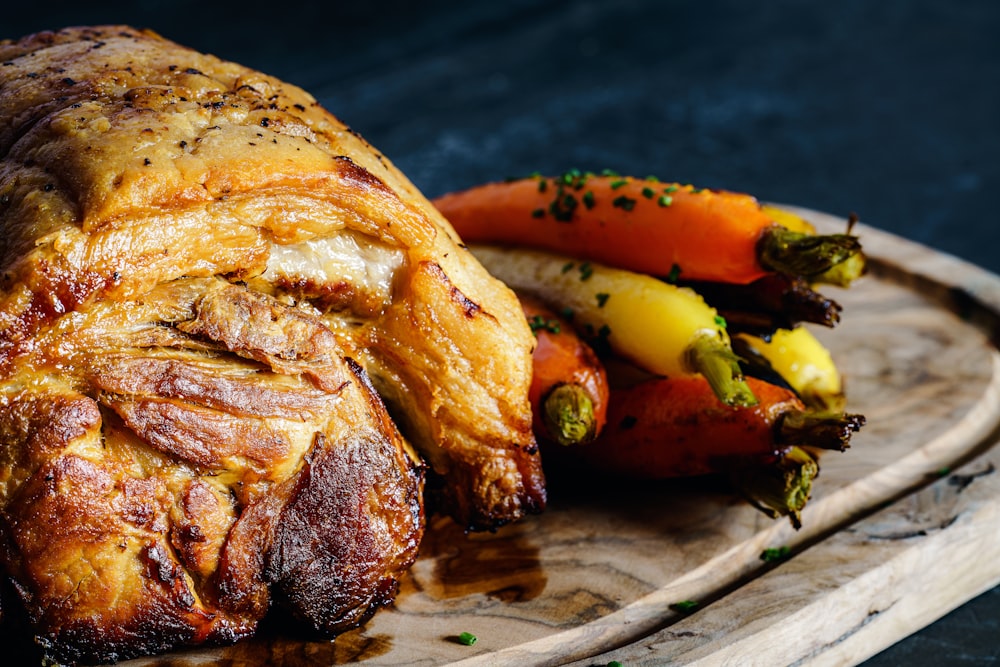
left=681, top=274, right=843, bottom=334
left=810, top=250, right=867, bottom=287
left=542, top=383, right=598, bottom=446
left=759, top=227, right=863, bottom=281
left=778, top=410, right=866, bottom=451
left=686, top=333, right=758, bottom=408
left=728, top=446, right=819, bottom=529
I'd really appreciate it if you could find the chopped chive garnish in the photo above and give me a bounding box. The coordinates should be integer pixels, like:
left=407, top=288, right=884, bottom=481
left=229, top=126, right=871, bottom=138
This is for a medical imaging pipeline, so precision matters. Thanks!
left=528, top=315, right=561, bottom=335
left=538, top=179, right=548, bottom=192
left=665, top=263, right=682, bottom=284
left=663, top=184, right=679, bottom=193
left=578, top=262, right=593, bottom=281
left=760, top=546, right=791, bottom=563
left=561, top=261, right=575, bottom=274
left=610, top=179, right=629, bottom=189
left=531, top=208, right=545, bottom=218
left=657, top=194, right=673, bottom=207
left=582, top=191, right=596, bottom=209
left=612, top=195, right=636, bottom=211
left=641, top=187, right=655, bottom=199
left=600, top=168, right=619, bottom=176
left=559, top=168, right=584, bottom=186
left=596, top=292, right=610, bottom=307
left=714, top=315, right=727, bottom=329
left=457, top=631, right=477, bottom=646
left=670, top=600, right=699, bottom=613
left=549, top=190, right=579, bottom=221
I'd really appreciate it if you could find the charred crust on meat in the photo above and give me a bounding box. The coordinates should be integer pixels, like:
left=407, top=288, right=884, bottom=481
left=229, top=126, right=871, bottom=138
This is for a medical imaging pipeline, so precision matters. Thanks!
left=0, top=25, right=542, bottom=662
left=424, top=261, right=487, bottom=320
left=330, top=154, right=397, bottom=200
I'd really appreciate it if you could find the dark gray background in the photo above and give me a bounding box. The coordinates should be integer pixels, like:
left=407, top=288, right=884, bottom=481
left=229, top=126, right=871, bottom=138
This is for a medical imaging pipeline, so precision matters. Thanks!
left=4, top=1, right=998, bottom=664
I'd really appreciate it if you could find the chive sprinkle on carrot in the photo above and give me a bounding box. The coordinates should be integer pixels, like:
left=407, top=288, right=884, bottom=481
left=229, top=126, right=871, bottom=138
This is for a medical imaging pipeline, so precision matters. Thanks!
left=433, top=172, right=863, bottom=285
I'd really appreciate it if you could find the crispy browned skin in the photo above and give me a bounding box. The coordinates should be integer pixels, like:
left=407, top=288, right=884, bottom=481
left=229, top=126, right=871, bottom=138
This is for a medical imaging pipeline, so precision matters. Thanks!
left=0, top=26, right=543, bottom=663
left=0, top=278, right=426, bottom=664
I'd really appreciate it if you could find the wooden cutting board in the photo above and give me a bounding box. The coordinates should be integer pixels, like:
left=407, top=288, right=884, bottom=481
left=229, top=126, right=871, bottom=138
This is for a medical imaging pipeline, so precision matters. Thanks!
left=101, top=209, right=1000, bottom=665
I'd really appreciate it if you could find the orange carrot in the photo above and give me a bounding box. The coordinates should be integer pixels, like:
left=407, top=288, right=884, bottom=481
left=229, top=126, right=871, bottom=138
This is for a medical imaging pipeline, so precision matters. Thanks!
left=569, top=374, right=863, bottom=526
left=521, top=294, right=610, bottom=446
left=575, top=375, right=862, bottom=479
left=433, top=172, right=861, bottom=285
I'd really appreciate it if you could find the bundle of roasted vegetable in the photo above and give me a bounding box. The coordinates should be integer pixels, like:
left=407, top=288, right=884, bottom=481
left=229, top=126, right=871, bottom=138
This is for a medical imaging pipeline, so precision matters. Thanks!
left=434, top=171, right=866, bottom=527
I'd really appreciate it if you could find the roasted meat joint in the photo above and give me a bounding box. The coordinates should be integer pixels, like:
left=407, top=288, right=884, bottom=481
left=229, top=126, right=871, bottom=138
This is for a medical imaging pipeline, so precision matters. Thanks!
left=0, top=26, right=545, bottom=664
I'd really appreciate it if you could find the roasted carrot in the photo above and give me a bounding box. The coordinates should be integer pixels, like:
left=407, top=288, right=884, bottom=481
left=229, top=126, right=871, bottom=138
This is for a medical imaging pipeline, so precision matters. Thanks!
left=434, top=172, right=862, bottom=285
left=808, top=212, right=867, bottom=287
left=681, top=273, right=842, bottom=336
left=521, top=294, right=610, bottom=446
left=738, top=327, right=847, bottom=412
left=572, top=375, right=863, bottom=523
left=471, top=244, right=757, bottom=407
left=573, top=374, right=863, bottom=523
left=761, top=205, right=816, bottom=234
left=579, top=376, right=801, bottom=477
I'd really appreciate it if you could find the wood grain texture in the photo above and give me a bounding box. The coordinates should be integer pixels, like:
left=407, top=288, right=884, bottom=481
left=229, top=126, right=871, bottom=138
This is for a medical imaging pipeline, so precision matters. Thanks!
left=572, top=456, right=1000, bottom=667
left=16, top=209, right=1000, bottom=666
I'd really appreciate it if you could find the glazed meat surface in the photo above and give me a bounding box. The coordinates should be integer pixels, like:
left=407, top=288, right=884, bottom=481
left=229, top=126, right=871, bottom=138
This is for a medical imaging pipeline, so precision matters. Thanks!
left=0, top=26, right=544, bottom=664
left=1, top=278, right=425, bottom=664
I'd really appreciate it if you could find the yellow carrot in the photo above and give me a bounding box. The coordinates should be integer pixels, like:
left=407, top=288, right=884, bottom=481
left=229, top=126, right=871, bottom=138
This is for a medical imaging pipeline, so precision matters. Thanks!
left=470, top=244, right=756, bottom=407
left=738, top=327, right=846, bottom=412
